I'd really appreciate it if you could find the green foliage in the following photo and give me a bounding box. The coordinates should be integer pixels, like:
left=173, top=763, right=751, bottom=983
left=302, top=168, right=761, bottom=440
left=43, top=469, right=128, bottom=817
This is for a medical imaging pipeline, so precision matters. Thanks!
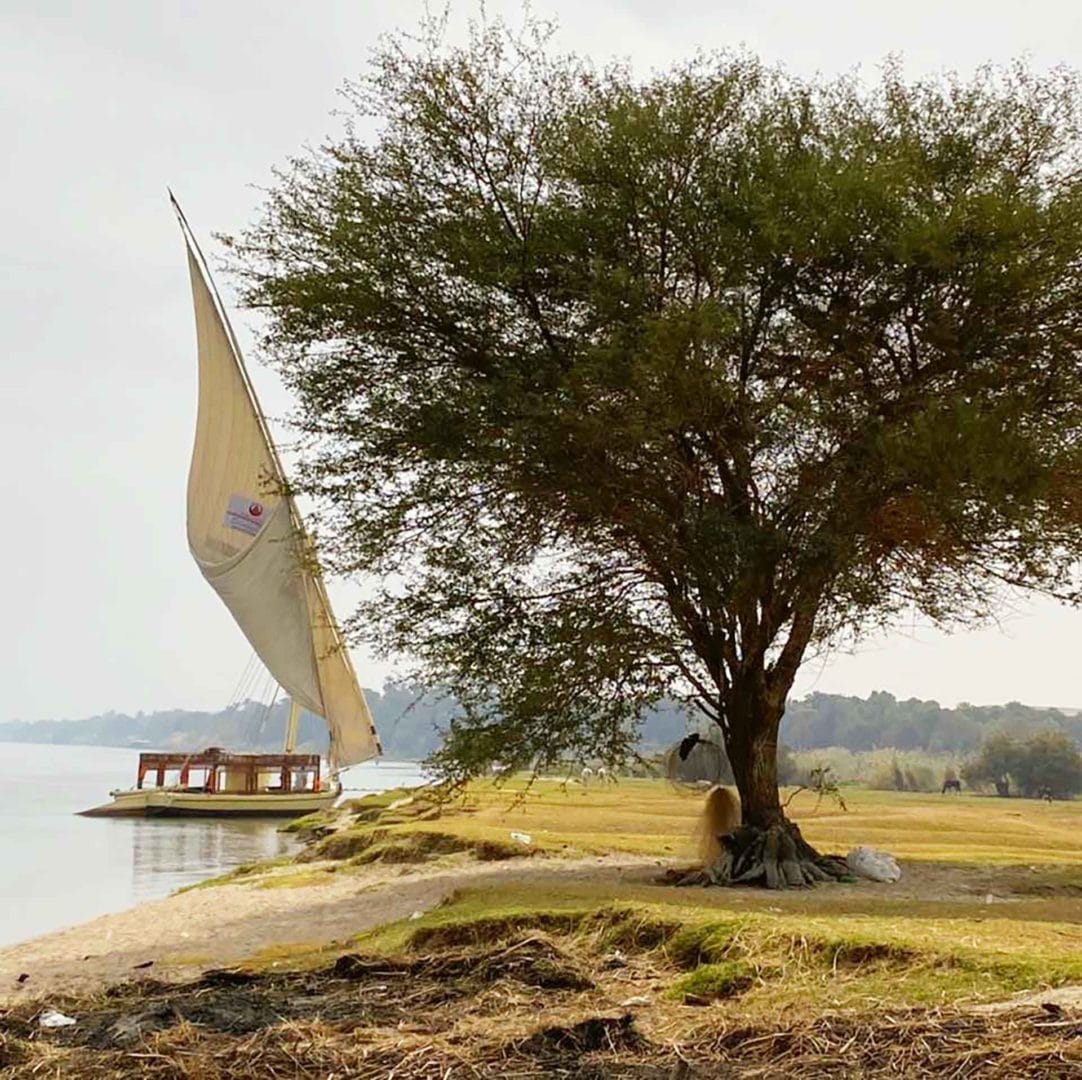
left=228, top=19, right=1082, bottom=809
left=962, top=730, right=1082, bottom=797
left=1017, top=731, right=1082, bottom=795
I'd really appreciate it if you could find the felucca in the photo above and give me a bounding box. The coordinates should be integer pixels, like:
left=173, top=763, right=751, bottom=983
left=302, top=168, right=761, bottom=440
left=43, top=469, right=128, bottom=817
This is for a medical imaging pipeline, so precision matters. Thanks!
left=81, top=199, right=381, bottom=817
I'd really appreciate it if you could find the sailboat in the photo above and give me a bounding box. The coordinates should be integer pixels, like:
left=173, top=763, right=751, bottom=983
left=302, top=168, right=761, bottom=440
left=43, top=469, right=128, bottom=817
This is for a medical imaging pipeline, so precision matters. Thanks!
left=81, top=199, right=381, bottom=817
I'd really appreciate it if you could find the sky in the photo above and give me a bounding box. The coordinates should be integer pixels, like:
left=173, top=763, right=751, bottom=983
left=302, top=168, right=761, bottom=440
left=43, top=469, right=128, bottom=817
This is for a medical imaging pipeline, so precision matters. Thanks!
left=2, top=0, right=1081, bottom=723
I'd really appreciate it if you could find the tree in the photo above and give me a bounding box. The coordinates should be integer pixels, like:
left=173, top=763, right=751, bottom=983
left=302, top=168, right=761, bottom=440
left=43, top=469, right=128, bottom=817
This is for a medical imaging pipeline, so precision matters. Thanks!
left=1014, top=731, right=1082, bottom=797
left=230, top=19, right=1082, bottom=885
left=962, top=732, right=1021, bottom=796
left=963, top=730, right=1082, bottom=797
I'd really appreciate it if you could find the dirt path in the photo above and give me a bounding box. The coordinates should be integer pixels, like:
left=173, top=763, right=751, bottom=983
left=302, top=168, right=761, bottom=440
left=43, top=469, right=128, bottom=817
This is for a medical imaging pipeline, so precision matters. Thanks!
left=3, top=854, right=1078, bottom=1004
left=0, top=855, right=654, bottom=1001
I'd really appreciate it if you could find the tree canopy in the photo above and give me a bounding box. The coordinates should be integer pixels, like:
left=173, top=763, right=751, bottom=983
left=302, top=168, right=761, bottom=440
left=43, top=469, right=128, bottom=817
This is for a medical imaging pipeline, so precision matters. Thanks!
left=963, top=730, right=1082, bottom=797
left=230, top=19, right=1082, bottom=837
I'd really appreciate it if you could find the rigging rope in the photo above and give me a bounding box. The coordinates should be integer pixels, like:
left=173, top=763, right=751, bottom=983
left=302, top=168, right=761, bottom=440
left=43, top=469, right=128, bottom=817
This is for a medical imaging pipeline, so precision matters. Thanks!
left=226, top=651, right=260, bottom=710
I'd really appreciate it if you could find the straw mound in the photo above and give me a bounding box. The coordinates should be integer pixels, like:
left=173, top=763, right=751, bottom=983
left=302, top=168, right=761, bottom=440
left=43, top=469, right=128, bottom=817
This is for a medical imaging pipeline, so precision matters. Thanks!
left=2, top=929, right=1078, bottom=1079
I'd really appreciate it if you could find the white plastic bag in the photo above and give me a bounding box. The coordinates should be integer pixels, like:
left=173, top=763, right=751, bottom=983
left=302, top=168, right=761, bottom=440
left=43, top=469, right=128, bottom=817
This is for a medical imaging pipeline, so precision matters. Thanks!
left=846, top=846, right=902, bottom=883
left=39, top=1010, right=77, bottom=1029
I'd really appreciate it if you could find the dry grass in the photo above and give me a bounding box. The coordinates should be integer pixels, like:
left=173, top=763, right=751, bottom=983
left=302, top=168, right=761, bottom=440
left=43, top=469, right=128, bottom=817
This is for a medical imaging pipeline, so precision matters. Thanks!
left=384, top=778, right=1082, bottom=864
left=3, top=900, right=1079, bottom=1078
left=354, top=887, right=1082, bottom=1010
left=262, top=778, right=1082, bottom=874
left=181, top=781, right=1082, bottom=898
left=5, top=1008, right=1078, bottom=1078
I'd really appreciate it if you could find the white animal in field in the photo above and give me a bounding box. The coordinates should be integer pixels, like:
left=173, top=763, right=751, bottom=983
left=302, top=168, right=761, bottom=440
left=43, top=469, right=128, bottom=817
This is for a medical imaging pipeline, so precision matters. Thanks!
left=595, top=766, right=616, bottom=784
left=580, top=766, right=594, bottom=785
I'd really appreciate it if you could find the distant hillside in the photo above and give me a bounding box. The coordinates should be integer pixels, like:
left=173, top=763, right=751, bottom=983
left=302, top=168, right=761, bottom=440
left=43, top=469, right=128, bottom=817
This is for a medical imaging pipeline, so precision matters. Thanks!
left=0, top=687, right=692, bottom=761
left=0, top=689, right=446, bottom=761
left=1, top=688, right=1078, bottom=759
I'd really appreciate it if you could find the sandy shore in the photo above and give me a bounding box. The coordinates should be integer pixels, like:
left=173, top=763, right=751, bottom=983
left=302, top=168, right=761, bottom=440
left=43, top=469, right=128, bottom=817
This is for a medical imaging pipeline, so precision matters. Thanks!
left=0, top=854, right=657, bottom=1001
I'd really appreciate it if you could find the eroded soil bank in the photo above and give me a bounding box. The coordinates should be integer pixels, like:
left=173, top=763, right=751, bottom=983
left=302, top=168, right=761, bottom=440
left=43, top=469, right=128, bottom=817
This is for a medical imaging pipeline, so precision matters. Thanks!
left=2, top=915, right=1079, bottom=1079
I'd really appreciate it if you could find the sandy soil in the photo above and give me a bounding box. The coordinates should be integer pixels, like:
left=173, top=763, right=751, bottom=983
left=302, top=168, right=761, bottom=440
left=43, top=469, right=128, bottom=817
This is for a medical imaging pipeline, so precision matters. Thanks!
left=0, top=855, right=654, bottom=1001
left=1, top=854, right=1077, bottom=1003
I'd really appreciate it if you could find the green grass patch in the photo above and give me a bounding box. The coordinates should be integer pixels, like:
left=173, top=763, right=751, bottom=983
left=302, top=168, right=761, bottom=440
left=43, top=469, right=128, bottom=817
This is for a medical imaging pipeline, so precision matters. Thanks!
left=255, top=867, right=339, bottom=890
left=278, top=810, right=329, bottom=834
left=241, top=939, right=344, bottom=971
left=671, top=959, right=756, bottom=1001
left=348, top=883, right=1082, bottom=1017
left=173, top=854, right=295, bottom=894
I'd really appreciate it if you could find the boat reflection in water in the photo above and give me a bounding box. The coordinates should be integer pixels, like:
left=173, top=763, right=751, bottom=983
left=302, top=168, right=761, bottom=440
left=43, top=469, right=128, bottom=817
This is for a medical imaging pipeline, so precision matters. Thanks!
left=120, top=760, right=429, bottom=900
left=127, top=817, right=297, bottom=901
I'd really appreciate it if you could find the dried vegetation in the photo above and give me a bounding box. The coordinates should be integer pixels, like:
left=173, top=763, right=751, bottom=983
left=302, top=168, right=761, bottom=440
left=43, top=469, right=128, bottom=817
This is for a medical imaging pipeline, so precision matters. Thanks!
left=3, top=901, right=1080, bottom=1078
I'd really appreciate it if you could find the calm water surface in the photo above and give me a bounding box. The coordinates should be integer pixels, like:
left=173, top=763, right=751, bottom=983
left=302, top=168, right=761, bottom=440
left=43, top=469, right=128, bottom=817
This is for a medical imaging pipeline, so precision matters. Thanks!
left=0, top=743, right=426, bottom=948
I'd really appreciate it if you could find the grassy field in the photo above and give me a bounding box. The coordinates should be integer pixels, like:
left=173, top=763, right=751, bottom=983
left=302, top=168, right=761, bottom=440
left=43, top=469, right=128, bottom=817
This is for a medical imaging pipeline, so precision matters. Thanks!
left=251, top=779, right=1082, bottom=993
left=3, top=780, right=1079, bottom=1077
left=299, top=776, right=1082, bottom=865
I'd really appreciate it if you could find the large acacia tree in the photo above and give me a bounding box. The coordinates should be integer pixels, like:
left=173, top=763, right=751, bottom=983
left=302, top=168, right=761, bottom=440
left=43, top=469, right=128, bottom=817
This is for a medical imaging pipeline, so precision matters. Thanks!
left=231, top=23, right=1082, bottom=883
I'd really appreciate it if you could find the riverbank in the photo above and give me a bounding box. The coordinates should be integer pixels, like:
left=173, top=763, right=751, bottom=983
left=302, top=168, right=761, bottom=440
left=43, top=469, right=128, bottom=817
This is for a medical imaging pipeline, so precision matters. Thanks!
left=2, top=781, right=1080, bottom=1076
left=0, top=853, right=655, bottom=999
left=0, top=744, right=427, bottom=946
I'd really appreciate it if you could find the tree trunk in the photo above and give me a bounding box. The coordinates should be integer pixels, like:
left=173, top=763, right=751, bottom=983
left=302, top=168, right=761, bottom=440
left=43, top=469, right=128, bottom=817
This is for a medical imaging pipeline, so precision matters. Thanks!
left=682, top=670, right=847, bottom=889
left=722, top=670, right=787, bottom=828
left=725, top=714, right=785, bottom=830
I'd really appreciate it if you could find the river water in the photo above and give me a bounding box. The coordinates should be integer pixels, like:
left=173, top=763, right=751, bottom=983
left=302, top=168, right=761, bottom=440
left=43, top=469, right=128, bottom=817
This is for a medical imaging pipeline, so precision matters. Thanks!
left=0, top=743, right=426, bottom=948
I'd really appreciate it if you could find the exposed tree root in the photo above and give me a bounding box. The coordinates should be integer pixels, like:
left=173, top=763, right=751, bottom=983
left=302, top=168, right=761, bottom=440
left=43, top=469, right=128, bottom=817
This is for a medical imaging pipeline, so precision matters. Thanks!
left=681, top=820, right=849, bottom=889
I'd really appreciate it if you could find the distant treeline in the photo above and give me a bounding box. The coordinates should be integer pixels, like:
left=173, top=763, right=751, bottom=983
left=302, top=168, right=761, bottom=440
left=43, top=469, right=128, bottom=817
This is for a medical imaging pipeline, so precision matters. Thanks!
left=0, top=687, right=691, bottom=760
left=1, top=687, right=1078, bottom=759
left=780, top=691, right=1082, bottom=753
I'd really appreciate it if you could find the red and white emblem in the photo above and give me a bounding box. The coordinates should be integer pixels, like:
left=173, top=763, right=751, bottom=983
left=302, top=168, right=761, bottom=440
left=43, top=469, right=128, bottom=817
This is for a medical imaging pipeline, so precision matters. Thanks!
left=225, top=494, right=269, bottom=536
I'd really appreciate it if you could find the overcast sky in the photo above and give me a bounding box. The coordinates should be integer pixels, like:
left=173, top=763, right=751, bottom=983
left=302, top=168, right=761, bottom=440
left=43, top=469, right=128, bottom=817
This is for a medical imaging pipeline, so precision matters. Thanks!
left=3, top=0, right=1081, bottom=723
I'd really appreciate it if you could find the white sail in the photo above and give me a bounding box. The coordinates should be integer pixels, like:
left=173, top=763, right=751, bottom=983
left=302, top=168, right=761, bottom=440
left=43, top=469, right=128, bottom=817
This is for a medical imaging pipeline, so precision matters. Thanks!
left=180, top=219, right=380, bottom=769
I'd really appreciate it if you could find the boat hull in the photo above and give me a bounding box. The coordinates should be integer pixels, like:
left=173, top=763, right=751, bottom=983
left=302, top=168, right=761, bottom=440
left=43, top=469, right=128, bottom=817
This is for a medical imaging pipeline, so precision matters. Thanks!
left=80, top=786, right=338, bottom=818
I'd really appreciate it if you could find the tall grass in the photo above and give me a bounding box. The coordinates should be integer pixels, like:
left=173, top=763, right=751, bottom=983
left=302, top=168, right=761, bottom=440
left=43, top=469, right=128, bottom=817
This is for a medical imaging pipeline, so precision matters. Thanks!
left=790, top=747, right=961, bottom=789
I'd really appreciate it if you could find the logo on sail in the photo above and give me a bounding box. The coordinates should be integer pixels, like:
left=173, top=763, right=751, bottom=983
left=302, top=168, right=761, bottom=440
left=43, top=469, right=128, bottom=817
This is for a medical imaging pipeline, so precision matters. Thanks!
left=225, top=494, right=268, bottom=536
